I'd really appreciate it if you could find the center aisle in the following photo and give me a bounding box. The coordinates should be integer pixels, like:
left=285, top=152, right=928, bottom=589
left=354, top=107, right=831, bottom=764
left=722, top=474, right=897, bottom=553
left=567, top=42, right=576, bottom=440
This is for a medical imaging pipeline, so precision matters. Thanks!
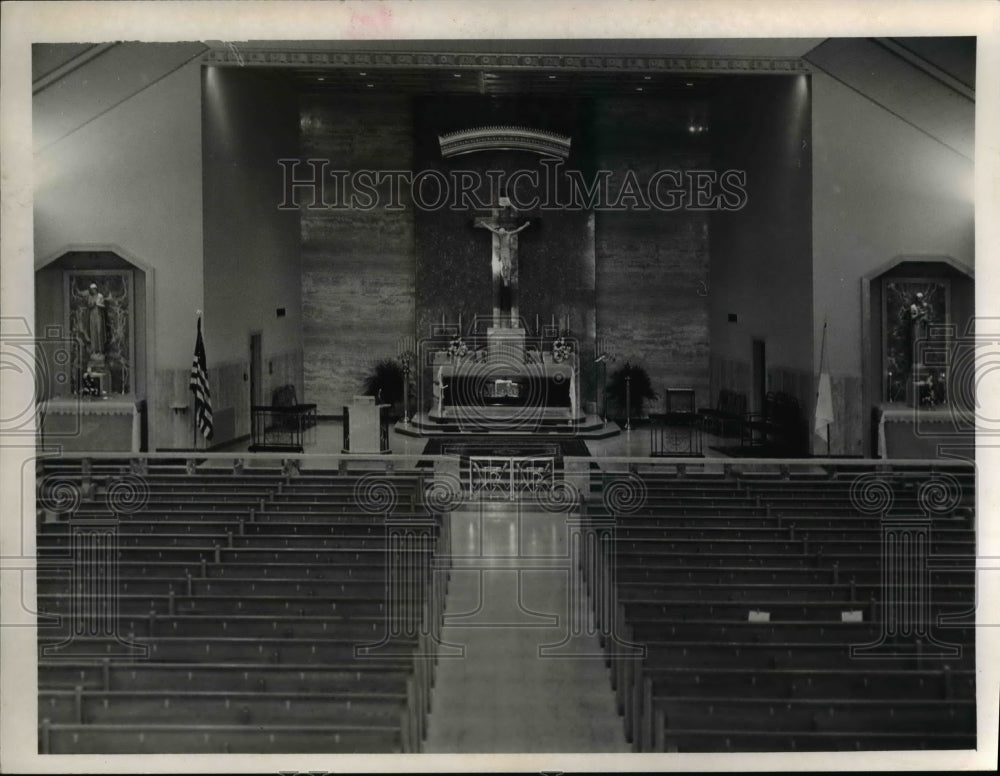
left=423, top=504, right=629, bottom=753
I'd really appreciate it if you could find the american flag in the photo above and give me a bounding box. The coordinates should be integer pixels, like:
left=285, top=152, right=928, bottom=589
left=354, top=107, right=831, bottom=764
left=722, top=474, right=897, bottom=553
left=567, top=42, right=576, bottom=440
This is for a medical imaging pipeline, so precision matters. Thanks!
left=189, top=316, right=213, bottom=440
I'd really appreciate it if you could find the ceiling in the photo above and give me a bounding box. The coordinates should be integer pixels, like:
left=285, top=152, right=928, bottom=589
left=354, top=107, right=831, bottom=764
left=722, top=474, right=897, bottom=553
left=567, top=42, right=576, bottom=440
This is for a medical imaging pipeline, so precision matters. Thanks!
left=32, top=37, right=975, bottom=157
left=206, top=38, right=824, bottom=98
left=218, top=38, right=827, bottom=57
left=804, top=37, right=974, bottom=158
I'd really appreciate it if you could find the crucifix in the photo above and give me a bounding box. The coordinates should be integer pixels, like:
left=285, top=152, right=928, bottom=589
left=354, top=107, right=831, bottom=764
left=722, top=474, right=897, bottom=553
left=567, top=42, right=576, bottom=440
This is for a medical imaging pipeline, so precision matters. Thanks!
left=474, top=197, right=532, bottom=328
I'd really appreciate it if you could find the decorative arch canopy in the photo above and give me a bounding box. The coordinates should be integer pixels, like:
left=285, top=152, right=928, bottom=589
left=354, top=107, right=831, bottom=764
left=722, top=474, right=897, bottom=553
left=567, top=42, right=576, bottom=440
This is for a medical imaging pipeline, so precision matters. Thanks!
left=439, top=126, right=571, bottom=159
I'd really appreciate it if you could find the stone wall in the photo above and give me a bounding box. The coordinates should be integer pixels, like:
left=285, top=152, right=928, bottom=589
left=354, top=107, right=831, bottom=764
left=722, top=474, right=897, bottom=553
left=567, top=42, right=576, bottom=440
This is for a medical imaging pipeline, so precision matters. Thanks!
left=300, top=95, right=416, bottom=415
left=300, top=93, right=715, bottom=416
left=593, top=97, right=712, bottom=414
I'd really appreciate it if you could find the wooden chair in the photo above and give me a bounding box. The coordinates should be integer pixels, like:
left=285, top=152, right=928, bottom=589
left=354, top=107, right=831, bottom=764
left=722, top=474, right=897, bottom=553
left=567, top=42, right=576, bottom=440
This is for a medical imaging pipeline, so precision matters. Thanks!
left=697, top=390, right=747, bottom=437
left=739, top=391, right=806, bottom=454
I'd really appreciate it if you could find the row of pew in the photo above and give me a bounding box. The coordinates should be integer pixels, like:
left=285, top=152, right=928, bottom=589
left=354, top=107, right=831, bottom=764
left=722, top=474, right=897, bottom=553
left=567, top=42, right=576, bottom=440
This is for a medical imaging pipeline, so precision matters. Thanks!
left=36, top=459, right=449, bottom=754
left=584, top=464, right=977, bottom=752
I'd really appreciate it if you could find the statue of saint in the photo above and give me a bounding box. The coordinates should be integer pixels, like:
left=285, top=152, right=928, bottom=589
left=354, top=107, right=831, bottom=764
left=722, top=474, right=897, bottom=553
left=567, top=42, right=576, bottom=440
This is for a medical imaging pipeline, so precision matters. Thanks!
left=75, top=283, right=107, bottom=361
left=901, top=290, right=932, bottom=377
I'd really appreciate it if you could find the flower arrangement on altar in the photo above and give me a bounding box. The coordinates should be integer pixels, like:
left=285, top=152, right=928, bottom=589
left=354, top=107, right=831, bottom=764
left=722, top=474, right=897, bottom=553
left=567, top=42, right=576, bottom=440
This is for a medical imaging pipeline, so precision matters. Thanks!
left=447, top=336, right=469, bottom=359
left=919, top=369, right=948, bottom=407
left=552, top=336, right=573, bottom=363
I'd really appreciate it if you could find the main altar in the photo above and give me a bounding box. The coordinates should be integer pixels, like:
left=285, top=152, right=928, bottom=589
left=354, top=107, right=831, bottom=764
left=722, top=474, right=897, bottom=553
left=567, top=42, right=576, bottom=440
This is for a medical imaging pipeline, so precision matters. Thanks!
left=427, top=325, right=582, bottom=431
left=401, top=197, right=609, bottom=436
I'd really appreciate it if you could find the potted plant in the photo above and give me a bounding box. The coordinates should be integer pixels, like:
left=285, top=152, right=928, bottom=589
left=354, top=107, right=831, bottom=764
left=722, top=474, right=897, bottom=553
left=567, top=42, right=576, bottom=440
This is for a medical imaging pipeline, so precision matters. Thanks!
left=607, top=361, right=658, bottom=423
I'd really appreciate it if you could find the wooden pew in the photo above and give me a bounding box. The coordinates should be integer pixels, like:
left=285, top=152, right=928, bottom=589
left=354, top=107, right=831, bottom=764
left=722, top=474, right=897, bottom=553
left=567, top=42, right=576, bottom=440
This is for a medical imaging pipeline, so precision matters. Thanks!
left=582, top=466, right=977, bottom=753
left=650, top=726, right=975, bottom=753
left=639, top=665, right=976, bottom=701
left=37, top=593, right=422, bottom=618
left=38, top=660, right=414, bottom=694
left=646, top=695, right=976, bottom=751
left=39, top=688, right=415, bottom=750
left=36, top=460, right=450, bottom=755
left=39, top=721, right=407, bottom=754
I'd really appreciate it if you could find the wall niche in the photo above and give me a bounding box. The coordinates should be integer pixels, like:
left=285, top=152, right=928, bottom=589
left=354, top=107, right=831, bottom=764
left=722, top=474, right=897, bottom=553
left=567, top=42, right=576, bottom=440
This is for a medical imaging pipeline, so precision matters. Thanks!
left=35, top=250, right=148, bottom=401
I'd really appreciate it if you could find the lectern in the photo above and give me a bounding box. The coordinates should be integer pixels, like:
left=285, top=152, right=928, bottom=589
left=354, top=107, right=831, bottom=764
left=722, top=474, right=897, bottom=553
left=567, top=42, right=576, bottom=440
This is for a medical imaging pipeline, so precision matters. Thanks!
left=342, top=396, right=391, bottom=453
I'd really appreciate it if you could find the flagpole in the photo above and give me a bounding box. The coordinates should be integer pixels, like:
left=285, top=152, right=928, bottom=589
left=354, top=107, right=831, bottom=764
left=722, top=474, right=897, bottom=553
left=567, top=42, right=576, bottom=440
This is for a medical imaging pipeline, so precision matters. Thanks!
left=817, top=319, right=829, bottom=456
left=193, top=309, right=202, bottom=451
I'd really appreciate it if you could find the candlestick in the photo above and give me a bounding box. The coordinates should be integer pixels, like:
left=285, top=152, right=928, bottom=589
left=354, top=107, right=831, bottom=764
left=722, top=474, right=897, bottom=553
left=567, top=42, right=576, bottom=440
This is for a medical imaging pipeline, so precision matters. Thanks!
left=551, top=314, right=555, bottom=327
left=458, top=313, right=462, bottom=333
left=535, top=314, right=539, bottom=333
left=441, top=312, right=446, bottom=325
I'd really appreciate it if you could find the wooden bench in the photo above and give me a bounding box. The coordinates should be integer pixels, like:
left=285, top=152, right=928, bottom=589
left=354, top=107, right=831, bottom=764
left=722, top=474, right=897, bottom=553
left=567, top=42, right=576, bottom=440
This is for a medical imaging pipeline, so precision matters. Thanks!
left=644, top=695, right=976, bottom=752
left=39, top=574, right=399, bottom=599
left=610, top=536, right=974, bottom=557
left=611, top=580, right=974, bottom=606
left=639, top=665, right=975, bottom=701
left=38, top=560, right=396, bottom=581
left=582, top=468, right=977, bottom=753
left=649, top=725, right=975, bottom=753
left=38, top=593, right=424, bottom=619
left=39, top=688, right=415, bottom=751
left=39, top=721, right=406, bottom=754
left=38, top=659, right=415, bottom=694
left=39, top=545, right=437, bottom=566
left=37, top=635, right=436, bottom=736
left=40, top=532, right=412, bottom=551
left=39, top=687, right=409, bottom=727
left=36, top=461, right=450, bottom=755
left=618, top=597, right=969, bottom=625
left=617, top=640, right=974, bottom=748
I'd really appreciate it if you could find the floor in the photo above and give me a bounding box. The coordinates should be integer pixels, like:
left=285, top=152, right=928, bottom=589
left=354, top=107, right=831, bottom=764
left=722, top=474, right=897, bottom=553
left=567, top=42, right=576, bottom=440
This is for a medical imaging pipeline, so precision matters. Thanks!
left=423, top=504, right=630, bottom=753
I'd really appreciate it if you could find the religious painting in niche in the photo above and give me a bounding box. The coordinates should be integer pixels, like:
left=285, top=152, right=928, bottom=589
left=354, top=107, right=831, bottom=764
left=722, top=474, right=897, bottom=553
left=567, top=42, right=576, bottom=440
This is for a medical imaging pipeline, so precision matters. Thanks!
left=882, top=278, right=949, bottom=405
left=65, top=270, right=133, bottom=396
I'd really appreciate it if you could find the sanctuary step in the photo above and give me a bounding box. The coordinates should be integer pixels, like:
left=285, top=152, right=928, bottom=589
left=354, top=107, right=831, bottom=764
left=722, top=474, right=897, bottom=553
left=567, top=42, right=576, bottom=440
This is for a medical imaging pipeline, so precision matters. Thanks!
left=399, top=412, right=620, bottom=439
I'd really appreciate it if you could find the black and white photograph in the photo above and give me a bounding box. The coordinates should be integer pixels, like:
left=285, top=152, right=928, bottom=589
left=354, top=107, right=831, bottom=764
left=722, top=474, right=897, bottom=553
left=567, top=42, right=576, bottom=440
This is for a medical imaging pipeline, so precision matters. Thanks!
left=1, top=1, right=998, bottom=772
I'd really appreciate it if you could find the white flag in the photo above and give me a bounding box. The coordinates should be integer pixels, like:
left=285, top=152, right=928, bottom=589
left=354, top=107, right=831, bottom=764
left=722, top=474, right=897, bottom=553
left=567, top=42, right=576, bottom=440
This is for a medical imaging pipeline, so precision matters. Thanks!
left=814, top=372, right=834, bottom=442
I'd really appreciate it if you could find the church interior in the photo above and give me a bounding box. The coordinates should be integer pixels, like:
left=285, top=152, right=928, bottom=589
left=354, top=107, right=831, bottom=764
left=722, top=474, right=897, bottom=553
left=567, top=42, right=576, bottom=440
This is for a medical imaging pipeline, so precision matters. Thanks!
left=20, top=33, right=988, bottom=760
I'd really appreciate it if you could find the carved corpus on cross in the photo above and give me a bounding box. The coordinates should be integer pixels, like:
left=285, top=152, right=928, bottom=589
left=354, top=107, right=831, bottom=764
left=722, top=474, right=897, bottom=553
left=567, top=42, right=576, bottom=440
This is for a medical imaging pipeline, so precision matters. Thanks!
left=474, top=196, right=532, bottom=328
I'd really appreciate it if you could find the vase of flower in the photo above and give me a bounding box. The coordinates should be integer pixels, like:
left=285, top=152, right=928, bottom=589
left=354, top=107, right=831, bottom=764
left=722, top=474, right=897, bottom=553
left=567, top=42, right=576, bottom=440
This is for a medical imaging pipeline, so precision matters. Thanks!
left=552, top=337, right=573, bottom=364
left=447, top=337, right=468, bottom=362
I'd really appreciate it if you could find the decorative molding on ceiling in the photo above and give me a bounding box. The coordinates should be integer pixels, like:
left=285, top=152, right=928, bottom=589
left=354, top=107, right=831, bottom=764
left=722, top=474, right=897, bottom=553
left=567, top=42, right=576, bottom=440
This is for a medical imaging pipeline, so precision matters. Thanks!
left=439, top=126, right=572, bottom=158
left=201, top=48, right=809, bottom=74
